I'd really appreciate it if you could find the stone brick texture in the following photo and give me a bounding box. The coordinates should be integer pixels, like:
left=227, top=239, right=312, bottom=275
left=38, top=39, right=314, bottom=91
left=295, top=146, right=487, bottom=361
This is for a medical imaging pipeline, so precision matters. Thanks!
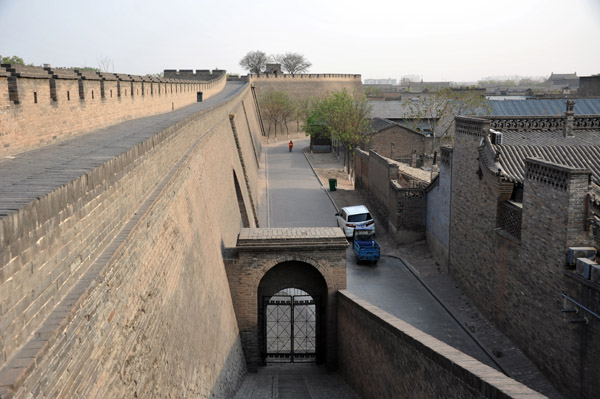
left=225, top=228, right=347, bottom=371
left=354, top=150, right=426, bottom=243
left=366, top=124, right=434, bottom=162
left=250, top=74, right=363, bottom=139
left=0, top=66, right=226, bottom=157
left=0, top=84, right=260, bottom=398
left=449, top=119, right=600, bottom=398
left=425, top=148, right=452, bottom=266
left=337, top=291, right=545, bottom=399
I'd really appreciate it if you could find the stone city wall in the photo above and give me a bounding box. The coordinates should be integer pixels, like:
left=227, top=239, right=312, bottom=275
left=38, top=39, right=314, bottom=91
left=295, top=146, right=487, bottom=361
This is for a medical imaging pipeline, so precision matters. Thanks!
left=0, top=65, right=226, bottom=157
left=249, top=73, right=363, bottom=141
left=337, top=291, right=544, bottom=399
left=0, top=83, right=260, bottom=398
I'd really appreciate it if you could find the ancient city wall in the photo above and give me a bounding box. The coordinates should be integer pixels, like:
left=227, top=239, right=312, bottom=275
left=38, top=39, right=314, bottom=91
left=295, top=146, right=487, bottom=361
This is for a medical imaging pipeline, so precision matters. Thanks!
left=249, top=73, right=363, bottom=141
left=337, top=291, right=544, bottom=399
left=249, top=73, right=363, bottom=98
left=0, top=65, right=226, bottom=157
left=0, top=83, right=260, bottom=398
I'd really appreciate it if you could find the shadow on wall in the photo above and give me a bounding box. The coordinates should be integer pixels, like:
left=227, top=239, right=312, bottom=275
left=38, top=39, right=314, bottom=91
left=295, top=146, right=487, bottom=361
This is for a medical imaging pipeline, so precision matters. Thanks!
left=209, top=335, right=248, bottom=398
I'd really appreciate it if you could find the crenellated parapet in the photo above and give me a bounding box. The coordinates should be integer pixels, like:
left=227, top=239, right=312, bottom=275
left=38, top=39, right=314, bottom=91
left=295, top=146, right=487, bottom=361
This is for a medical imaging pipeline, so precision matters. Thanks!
left=490, top=115, right=600, bottom=131
left=0, top=65, right=227, bottom=156
left=247, top=72, right=361, bottom=81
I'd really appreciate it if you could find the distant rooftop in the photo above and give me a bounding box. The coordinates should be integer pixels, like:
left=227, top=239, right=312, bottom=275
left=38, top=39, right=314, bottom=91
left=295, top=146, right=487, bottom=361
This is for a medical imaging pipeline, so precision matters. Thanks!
left=489, top=98, right=600, bottom=116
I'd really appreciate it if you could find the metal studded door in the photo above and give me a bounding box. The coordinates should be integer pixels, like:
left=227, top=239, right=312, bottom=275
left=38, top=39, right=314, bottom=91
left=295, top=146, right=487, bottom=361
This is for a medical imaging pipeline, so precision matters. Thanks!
left=265, top=293, right=317, bottom=363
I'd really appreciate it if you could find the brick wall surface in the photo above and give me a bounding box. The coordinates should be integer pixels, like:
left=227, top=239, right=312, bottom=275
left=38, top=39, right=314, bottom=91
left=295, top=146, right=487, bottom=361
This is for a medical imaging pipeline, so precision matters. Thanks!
left=0, top=69, right=226, bottom=157
left=251, top=74, right=363, bottom=139
left=226, top=229, right=347, bottom=370
left=367, top=125, right=434, bottom=161
left=337, top=291, right=544, bottom=399
left=0, top=84, right=260, bottom=398
left=354, top=149, right=426, bottom=242
left=449, top=122, right=600, bottom=398
left=354, top=149, right=369, bottom=191
left=426, top=151, right=452, bottom=266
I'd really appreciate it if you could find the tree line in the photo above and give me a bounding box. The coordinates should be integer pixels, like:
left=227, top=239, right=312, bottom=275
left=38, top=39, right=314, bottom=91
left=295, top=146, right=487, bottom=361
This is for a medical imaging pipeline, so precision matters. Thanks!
left=239, top=51, right=311, bottom=74
left=259, top=88, right=371, bottom=173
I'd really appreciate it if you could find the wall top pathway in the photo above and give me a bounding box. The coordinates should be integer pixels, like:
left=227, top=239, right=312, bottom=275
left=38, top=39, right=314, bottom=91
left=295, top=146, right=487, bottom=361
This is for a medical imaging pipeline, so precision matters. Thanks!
left=237, top=227, right=348, bottom=251
left=0, top=81, right=246, bottom=216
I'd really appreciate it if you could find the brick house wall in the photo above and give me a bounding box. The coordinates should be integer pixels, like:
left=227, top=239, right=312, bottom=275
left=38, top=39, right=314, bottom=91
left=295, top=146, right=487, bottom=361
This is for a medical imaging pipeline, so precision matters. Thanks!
left=366, top=124, right=434, bottom=163
left=449, top=117, right=600, bottom=398
left=425, top=146, right=452, bottom=266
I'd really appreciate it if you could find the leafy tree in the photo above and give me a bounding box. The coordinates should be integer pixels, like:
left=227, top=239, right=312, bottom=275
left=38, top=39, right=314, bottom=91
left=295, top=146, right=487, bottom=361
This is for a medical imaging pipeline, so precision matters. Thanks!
left=304, top=89, right=371, bottom=172
left=259, top=90, right=295, bottom=138
left=271, top=52, right=311, bottom=74
left=402, top=88, right=489, bottom=145
left=0, top=55, right=26, bottom=65
left=364, top=86, right=383, bottom=97
left=239, top=50, right=268, bottom=74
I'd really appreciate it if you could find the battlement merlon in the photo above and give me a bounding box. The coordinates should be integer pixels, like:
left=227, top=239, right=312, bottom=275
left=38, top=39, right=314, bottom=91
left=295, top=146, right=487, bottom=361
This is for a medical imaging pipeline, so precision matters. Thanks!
left=163, top=69, right=226, bottom=81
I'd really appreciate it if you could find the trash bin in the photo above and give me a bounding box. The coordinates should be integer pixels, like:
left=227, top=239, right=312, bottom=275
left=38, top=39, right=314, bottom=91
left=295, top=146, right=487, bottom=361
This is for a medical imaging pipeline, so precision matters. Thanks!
left=328, top=178, right=337, bottom=192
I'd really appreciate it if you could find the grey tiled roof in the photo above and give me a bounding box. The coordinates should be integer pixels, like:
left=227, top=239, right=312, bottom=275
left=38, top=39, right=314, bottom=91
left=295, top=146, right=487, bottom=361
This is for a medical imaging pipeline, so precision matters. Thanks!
left=488, top=130, right=600, bottom=184
left=489, top=99, right=600, bottom=116
left=369, top=117, right=397, bottom=132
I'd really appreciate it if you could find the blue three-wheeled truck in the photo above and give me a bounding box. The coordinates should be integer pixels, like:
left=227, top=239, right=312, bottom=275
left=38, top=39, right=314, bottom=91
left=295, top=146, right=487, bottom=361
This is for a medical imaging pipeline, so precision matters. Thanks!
left=352, top=227, right=380, bottom=264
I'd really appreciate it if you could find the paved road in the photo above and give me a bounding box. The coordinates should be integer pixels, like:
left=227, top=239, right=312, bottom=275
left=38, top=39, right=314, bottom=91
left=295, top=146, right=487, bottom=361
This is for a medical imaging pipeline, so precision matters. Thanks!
left=346, top=253, right=500, bottom=370
left=263, top=139, right=496, bottom=371
left=265, top=138, right=337, bottom=227
left=0, top=81, right=246, bottom=216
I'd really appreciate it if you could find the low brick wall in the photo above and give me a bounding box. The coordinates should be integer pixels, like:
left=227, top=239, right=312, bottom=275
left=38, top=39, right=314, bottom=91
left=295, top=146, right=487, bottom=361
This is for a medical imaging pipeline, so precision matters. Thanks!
left=354, top=149, right=427, bottom=242
left=337, top=291, right=545, bottom=399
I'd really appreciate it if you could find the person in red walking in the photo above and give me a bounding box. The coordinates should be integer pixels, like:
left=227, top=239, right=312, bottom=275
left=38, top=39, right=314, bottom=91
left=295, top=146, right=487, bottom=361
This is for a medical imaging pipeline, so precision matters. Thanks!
left=289, top=140, right=293, bottom=152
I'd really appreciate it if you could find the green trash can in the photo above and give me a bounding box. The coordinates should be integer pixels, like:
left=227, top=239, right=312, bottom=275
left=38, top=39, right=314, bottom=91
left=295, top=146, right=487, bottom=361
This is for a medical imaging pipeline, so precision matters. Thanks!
left=328, top=178, right=337, bottom=191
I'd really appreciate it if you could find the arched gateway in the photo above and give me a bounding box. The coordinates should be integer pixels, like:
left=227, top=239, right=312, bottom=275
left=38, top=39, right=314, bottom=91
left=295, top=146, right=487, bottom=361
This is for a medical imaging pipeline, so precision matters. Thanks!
left=225, top=227, right=348, bottom=370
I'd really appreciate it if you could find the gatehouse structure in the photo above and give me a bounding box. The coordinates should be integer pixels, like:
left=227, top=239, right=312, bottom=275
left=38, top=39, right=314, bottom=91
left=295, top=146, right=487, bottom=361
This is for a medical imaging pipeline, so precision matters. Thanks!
left=225, top=227, right=348, bottom=369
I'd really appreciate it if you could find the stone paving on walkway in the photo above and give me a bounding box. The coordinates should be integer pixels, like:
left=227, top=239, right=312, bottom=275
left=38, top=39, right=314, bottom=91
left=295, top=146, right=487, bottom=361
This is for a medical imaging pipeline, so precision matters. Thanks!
left=0, top=81, right=246, bottom=215
left=234, top=364, right=358, bottom=399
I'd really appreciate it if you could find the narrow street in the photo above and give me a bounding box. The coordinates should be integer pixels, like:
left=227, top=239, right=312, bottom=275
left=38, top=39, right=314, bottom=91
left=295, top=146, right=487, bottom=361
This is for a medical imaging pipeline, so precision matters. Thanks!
left=239, top=138, right=509, bottom=398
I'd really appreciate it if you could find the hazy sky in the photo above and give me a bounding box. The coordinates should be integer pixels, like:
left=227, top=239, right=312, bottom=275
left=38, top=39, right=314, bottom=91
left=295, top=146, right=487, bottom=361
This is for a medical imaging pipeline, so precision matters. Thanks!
left=1, top=0, right=599, bottom=82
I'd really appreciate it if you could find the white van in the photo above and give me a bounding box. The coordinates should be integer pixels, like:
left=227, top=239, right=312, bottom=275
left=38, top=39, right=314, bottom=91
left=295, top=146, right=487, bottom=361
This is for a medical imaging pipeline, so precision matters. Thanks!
left=335, top=205, right=375, bottom=237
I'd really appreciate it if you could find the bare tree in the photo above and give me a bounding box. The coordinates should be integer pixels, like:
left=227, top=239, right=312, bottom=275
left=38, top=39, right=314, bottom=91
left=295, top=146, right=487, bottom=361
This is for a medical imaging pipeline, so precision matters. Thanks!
left=239, top=50, right=268, bottom=74
left=259, top=90, right=295, bottom=139
left=97, top=56, right=114, bottom=72
left=272, top=52, right=311, bottom=74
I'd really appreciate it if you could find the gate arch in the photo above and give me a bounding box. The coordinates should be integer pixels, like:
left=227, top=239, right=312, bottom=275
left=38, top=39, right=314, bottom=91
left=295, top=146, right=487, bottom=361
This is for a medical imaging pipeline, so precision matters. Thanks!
left=226, top=227, right=348, bottom=369
left=258, top=261, right=328, bottom=363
